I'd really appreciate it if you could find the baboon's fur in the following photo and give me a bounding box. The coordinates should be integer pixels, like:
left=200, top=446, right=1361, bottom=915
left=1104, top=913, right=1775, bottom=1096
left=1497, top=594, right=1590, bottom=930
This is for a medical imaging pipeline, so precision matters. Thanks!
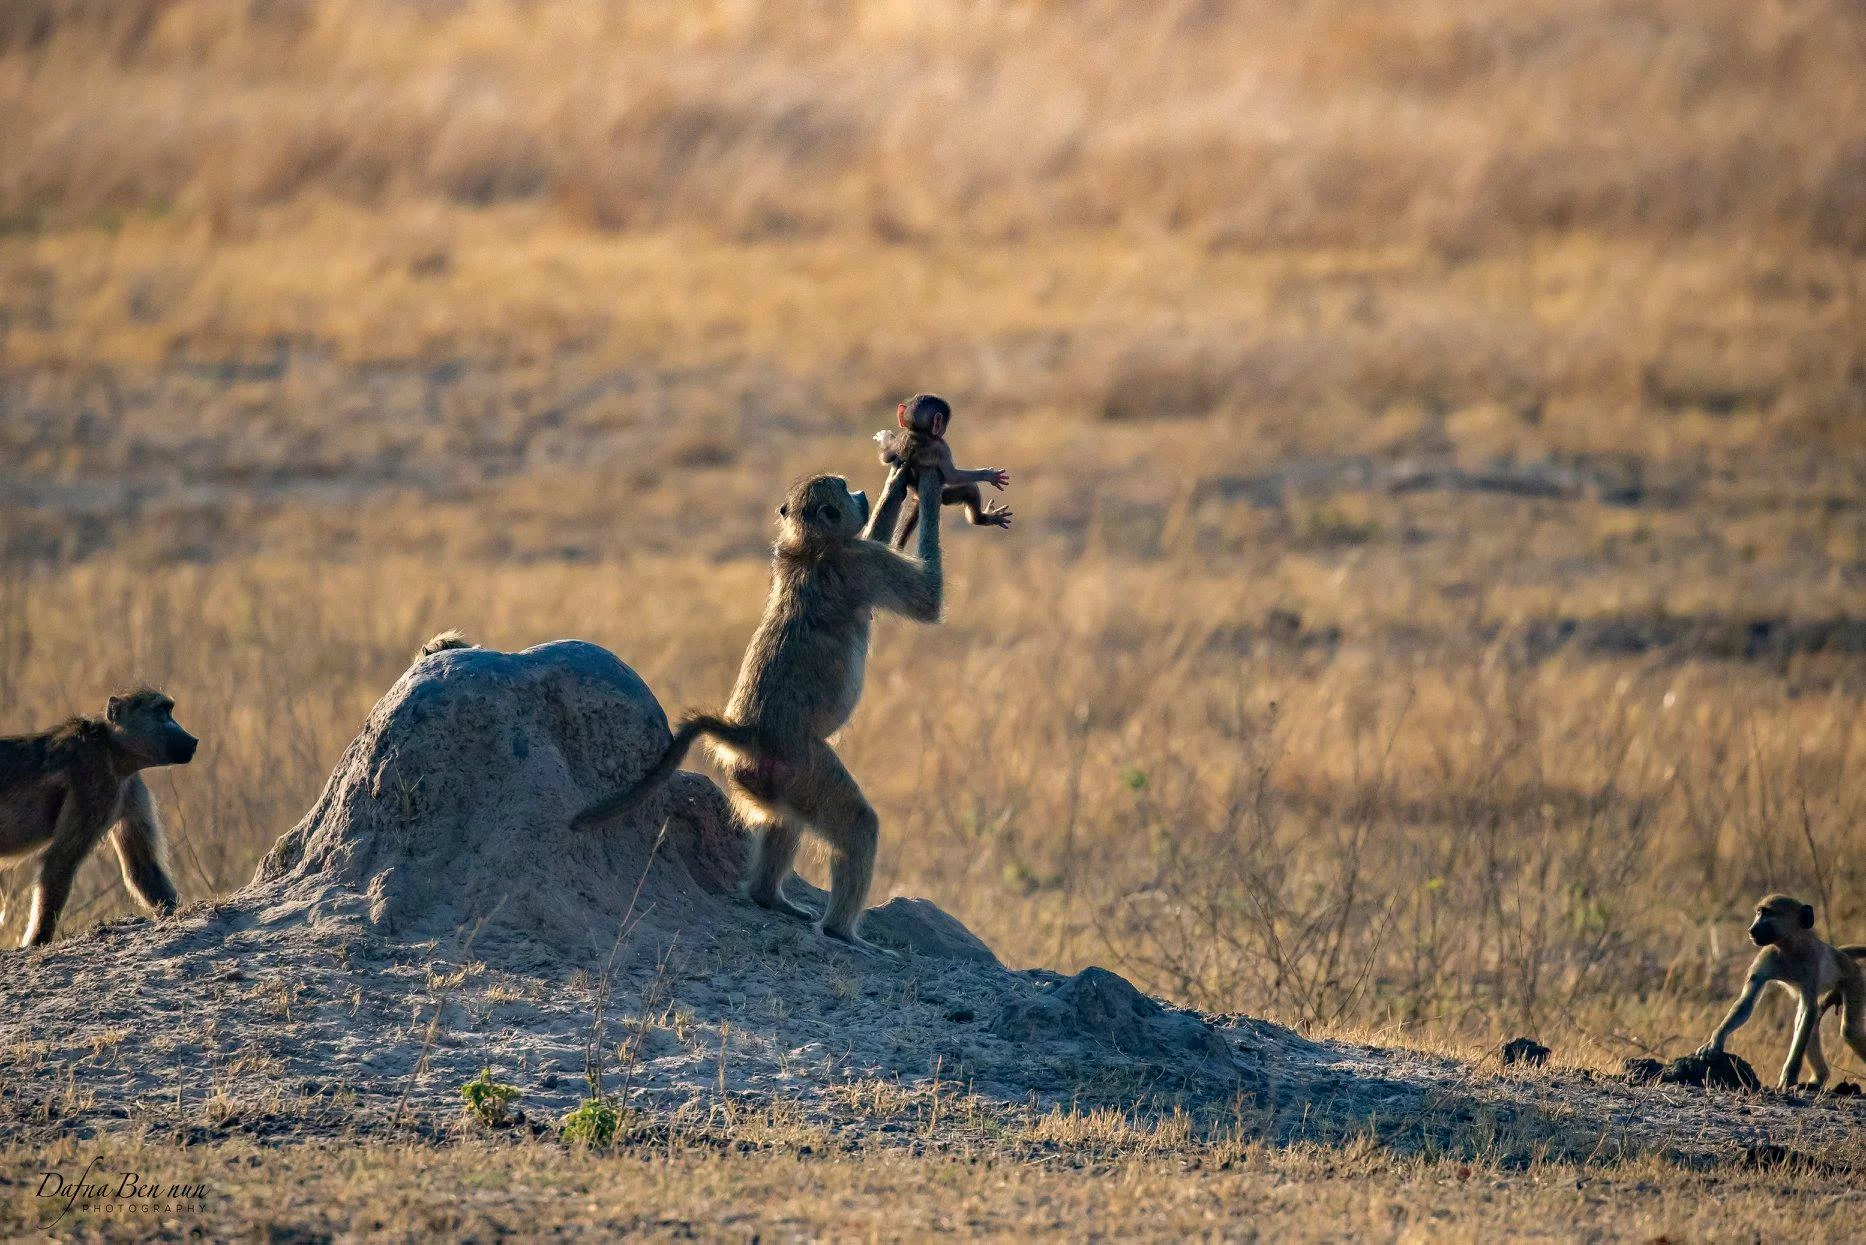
left=1700, top=894, right=1866, bottom=1089
left=576, top=465, right=945, bottom=950
left=416, top=630, right=473, bottom=659
left=0, top=690, right=197, bottom=947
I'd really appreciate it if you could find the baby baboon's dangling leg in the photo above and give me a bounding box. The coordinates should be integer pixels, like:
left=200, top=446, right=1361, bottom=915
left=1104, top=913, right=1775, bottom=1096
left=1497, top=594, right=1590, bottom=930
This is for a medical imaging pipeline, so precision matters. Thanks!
left=890, top=493, right=923, bottom=551
left=944, top=482, right=1011, bottom=529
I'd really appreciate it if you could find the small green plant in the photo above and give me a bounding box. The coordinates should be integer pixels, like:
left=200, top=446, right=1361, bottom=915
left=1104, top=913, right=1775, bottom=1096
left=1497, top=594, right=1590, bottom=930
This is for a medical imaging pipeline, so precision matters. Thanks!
left=560, top=1097, right=622, bottom=1147
left=461, top=1067, right=521, bottom=1129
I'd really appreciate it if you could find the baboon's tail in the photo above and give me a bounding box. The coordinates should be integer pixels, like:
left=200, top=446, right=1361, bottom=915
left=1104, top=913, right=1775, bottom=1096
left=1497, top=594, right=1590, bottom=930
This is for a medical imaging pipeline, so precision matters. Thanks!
left=572, top=713, right=762, bottom=828
left=416, top=629, right=472, bottom=660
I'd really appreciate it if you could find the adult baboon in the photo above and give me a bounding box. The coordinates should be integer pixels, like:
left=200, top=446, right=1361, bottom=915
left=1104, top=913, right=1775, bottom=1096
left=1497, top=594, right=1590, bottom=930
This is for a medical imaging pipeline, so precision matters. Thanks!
left=0, top=690, right=197, bottom=947
left=1698, top=894, right=1866, bottom=1089
left=576, top=465, right=942, bottom=952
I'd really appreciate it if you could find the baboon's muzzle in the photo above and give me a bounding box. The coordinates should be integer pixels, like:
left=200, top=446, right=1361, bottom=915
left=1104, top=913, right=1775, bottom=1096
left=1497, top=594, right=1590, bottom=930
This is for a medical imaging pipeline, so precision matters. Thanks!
left=169, top=732, right=199, bottom=764
left=1748, top=920, right=1773, bottom=947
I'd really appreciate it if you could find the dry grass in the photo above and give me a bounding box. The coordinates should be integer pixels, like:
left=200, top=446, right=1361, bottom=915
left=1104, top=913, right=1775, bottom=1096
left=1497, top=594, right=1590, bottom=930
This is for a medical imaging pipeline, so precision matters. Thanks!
left=4, top=1, right=1866, bottom=1232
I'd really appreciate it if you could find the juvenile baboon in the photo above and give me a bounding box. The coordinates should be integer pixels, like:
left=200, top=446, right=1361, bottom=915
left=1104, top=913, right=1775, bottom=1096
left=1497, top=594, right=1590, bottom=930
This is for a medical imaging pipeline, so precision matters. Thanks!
left=0, top=690, right=197, bottom=947
left=575, top=465, right=943, bottom=952
left=416, top=630, right=473, bottom=660
left=1698, top=894, right=1866, bottom=1089
left=874, top=393, right=1011, bottom=550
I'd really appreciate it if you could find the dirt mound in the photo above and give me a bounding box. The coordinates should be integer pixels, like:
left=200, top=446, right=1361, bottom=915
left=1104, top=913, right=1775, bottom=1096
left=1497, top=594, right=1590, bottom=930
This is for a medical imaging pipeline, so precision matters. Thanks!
left=250, top=640, right=732, bottom=967
left=991, top=967, right=1239, bottom=1084
left=248, top=639, right=1015, bottom=974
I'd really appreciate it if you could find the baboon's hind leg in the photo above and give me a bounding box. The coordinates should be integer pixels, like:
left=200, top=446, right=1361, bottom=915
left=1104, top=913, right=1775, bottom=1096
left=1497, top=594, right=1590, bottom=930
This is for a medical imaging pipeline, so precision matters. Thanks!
left=1804, top=1020, right=1830, bottom=1087
left=1840, top=980, right=1866, bottom=1073
left=786, top=742, right=889, bottom=954
left=734, top=794, right=815, bottom=922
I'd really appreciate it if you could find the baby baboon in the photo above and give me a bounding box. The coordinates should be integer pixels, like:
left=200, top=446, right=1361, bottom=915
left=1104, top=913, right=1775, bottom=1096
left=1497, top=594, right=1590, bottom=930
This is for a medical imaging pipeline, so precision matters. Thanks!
left=415, top=630, right=473, bottom=660
left=874, top=393, right=1011, bottom=550
left=576, top=465, right=944, bottom=952
left=0, top=690, right=197, bottom=947
left=1698, top=894, right=1866, bottom=1089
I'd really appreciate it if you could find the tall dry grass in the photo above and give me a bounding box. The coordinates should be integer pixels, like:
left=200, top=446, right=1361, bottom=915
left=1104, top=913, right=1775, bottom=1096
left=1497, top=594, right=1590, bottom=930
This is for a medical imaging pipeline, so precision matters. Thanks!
left=5, top=539, right=1864, bottom=1073
left=5, top=1, right=1865, bottom=251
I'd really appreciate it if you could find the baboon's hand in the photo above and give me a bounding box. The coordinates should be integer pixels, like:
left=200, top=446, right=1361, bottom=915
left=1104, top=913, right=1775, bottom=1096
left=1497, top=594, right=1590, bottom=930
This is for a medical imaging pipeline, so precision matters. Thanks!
left=983, top=504, right=1013, bottom=529
left=1694, top=1040, right=1722, bottom=1058
left=987, top=468, right=1010, bottom=490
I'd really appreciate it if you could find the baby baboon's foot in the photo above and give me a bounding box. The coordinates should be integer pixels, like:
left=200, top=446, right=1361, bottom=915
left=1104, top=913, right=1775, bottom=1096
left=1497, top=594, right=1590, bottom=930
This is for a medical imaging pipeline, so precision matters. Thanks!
left=821, top=924, right=900, bottom=959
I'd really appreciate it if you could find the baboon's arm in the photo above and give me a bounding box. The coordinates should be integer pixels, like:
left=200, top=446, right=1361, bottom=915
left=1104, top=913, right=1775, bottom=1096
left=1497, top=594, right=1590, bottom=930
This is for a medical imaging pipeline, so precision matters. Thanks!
left=941, top=464, right=1008, bottom=488
left=109, top=776, right=179, bottom=913
left=860, top=463, right=913, bottom=544
left=1701, top=952, right=1777, bottom=1053
left=853, top=472, right=944, bottom=622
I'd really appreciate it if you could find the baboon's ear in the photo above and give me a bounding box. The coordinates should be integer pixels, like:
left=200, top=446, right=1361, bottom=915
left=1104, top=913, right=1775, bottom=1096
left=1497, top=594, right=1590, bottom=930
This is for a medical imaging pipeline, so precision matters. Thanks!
left=106, top=695, right=127, bottom=721
left=1802, top=904, right=1816, bottom=929
left=897, top=403, right=910, bottom=429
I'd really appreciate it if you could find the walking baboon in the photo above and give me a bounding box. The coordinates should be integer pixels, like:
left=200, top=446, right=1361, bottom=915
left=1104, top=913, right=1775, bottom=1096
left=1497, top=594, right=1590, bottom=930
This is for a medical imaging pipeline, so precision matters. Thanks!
left=0, top=690, right=197, bottom=947
left=874, top=393, right=1011, bottom=550
left=1698, top=894, right=1866, bottom=1089
left=575, top=464, right=943, bottom=951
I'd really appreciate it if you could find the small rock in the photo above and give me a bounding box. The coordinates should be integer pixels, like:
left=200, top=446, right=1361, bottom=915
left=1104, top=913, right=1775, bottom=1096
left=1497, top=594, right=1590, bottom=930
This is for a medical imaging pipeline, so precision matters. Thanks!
left=1828, top=1081, right=1860, bottom=1097
left=1500, top=1037, right=1549, bottom=1067
left=945, top=1007, right=975, bottom=1023
left=1658, top=1050, right=1760, bottom=1092
left=1621, top=1058, right=1664, bottom=1086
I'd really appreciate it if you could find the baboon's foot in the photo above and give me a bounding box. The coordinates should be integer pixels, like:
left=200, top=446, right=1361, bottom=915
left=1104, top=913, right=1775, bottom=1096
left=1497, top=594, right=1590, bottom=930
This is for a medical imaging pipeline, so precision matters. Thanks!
left=821, top=924, right=900, bottom=959
left=748, top=889, right=817, bottom=923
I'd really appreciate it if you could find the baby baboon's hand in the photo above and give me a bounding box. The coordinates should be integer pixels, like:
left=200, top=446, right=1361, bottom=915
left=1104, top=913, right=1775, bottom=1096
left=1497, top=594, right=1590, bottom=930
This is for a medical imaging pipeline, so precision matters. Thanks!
left=987, top=468, right=1010, bottom=490
left=983, top=504, right=1013, bottom=529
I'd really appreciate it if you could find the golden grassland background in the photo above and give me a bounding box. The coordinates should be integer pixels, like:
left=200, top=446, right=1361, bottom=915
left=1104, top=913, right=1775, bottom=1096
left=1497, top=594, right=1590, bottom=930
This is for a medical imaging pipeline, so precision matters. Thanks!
left=3, top=0, right=1866, bottom=1076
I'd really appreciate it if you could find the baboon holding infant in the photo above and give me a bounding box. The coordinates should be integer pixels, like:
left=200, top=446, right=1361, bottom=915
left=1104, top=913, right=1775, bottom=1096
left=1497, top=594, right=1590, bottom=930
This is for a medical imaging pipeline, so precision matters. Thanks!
left=577, top=463, right=944, bottom=952
left=0, top=690, right=197, bottom=947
